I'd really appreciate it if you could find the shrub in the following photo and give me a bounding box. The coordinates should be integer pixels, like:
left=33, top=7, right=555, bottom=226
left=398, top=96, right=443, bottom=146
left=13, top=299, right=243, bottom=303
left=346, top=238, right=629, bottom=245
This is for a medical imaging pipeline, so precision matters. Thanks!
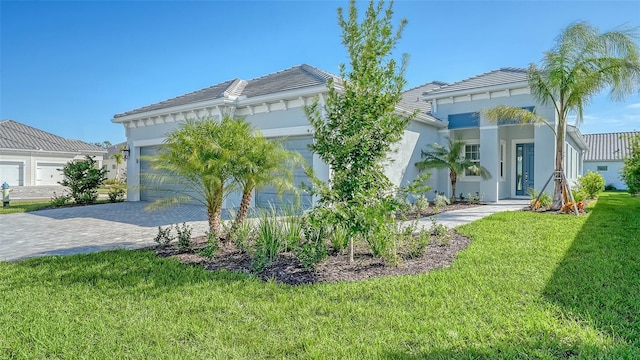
left=50, top=191, right=70, bottom=207
left=621, top=134, right=640, bottom=195
left=154, top=226, right=173, bottom=247
left=430, top=218, right=450, bottom=246
left=107, top=186, right=126, bottom=203
left=175, top=223, right=193, bottom=251
left=296, top=219, right=329, bottom=269
left=604, top=183, right=617, bottom=191
left=467, top=192, right=483, bottom=204
left=58, top=156, right=107, bottom=205
left=252, top=208, right=285, bottom=271
left=329, top=224, right=350, bottom=252
left=575, top=171, right=605, bottom=199
left=414, top=196, right=430, bottom=212
left=401, top=221, right=430, bottom=259
left=433, top=194, right=450, bottom=212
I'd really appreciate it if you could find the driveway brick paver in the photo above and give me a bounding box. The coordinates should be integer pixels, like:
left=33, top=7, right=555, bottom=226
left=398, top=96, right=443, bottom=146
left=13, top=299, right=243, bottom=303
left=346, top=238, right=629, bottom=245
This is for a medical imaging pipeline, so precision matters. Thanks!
left=0, top=202, right=209, bottom=261
left=1, top=199, right=530, bottom=262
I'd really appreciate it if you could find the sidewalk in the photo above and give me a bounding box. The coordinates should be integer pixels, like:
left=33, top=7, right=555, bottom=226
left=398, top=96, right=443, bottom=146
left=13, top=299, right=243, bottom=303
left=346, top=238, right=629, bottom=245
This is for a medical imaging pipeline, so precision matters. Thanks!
left=407, top=199, right=530, bottom=230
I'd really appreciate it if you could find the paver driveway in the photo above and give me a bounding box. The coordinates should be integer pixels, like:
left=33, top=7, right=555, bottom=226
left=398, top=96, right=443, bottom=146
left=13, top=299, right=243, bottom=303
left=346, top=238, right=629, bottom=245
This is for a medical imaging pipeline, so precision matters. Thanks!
left=0, top=202, right=210, bottom=261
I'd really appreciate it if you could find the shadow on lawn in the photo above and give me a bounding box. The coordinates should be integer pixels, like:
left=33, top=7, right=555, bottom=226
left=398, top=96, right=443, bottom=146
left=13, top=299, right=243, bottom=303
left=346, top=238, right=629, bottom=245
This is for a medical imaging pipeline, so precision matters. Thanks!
left=542, top=193, right=640, bottom=346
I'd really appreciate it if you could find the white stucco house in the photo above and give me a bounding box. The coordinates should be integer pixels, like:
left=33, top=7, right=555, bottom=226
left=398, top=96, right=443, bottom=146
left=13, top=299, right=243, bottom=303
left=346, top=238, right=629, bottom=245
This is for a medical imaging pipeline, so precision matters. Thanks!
left=0, top=119, right=106, bottom=187
left=583, top=132, right=638, bottom=190
left=112, top=65, right=588, bottom=208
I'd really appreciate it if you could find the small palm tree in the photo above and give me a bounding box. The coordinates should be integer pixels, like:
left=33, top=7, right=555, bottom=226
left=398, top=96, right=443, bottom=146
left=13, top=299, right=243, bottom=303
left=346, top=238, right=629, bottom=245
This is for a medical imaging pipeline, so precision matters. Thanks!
left=415, top=138, right=491, bottom=202
left=227, top=136, right=303, bottom=237
left=484, top=22, right=640, bottom=210
left=145, top=116, right=251, bottom=241
left=110, top=148, right=124, bottom=180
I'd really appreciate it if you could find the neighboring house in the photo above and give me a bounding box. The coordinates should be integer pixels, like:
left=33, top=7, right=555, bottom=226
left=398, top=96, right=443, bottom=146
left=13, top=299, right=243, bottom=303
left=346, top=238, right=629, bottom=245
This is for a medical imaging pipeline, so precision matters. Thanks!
left=0, top=119, right=106, bottom=187
left=103, top=142, right=127, bottom=180
left=421, top=68, right=587, bottom=201
left=112, top=65, right=588, bottom=207
left=583, top=131, right=638, bottom=190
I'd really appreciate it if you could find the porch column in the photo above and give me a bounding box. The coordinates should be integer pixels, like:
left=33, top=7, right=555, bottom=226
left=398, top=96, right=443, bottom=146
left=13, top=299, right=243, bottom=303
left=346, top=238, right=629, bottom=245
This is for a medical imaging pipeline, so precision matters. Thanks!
left=479, top=125, right=500, bottom=202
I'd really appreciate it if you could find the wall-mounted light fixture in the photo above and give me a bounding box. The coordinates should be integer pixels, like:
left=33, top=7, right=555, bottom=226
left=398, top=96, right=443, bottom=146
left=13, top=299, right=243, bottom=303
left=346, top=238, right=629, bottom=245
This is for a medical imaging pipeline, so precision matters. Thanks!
left=122, top=146, right=131, bottom=160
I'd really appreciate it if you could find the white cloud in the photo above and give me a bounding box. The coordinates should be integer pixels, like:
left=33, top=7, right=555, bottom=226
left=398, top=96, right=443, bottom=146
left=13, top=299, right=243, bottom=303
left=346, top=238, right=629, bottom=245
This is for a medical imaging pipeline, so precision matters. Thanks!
left=626, top=103, right=640, bottom=109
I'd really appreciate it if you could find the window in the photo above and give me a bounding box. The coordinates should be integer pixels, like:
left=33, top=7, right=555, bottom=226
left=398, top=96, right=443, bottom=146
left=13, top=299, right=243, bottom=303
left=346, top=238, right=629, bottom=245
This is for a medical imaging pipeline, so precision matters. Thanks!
left=499, top=142, right=506, bottom=180
left=597, top=165, right=608, bottom=171
left=112, top=164, right=116, bottom=170
left=464, top=144, right=481, bottom=176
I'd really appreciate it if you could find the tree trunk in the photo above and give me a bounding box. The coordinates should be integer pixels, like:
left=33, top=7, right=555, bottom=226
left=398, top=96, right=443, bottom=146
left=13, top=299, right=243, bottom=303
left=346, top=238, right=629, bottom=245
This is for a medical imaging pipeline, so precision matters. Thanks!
left=349, top=238, right=354, bottom=263
left=450, top=171, right=457, bottom=203
left=228, top=184, right=253, bottom=238
left=551, top=122, right=566, bottom=210
left=207, top=188, right=224, bottom=242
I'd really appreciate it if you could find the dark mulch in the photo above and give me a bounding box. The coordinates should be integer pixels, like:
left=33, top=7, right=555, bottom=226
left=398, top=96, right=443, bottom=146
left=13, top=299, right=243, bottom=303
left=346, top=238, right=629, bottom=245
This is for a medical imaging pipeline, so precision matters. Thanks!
left=156, top=230, right=471, bottom=286
left=154, top=202, right=483, bottom=286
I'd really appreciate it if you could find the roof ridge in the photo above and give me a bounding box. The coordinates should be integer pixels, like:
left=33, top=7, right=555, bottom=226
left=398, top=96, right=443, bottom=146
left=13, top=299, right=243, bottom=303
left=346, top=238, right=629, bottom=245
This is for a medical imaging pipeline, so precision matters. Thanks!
left=300, top=64, right=337, bottom=82
left=404, top=81, right=448, bottom=93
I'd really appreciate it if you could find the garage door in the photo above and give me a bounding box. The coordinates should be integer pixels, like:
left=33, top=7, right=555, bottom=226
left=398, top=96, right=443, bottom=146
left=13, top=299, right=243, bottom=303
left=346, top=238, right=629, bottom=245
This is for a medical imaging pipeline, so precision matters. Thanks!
left=0, top=161, right=24, bottom=186
left=36, top=163, right=65, bottom=185
left=139, top=146, right=202, bottom=203
left=255, top=136, right=313, bottom=210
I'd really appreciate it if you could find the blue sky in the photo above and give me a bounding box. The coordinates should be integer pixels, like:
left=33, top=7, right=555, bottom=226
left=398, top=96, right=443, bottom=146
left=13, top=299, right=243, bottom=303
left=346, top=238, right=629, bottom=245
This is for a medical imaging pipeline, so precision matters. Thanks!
left=1, top=0, right=639, bottom=145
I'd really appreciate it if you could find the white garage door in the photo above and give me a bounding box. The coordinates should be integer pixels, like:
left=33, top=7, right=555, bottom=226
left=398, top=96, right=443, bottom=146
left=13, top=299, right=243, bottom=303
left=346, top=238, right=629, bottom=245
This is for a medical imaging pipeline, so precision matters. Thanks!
left=255, top=136, right=313, bottom=210
left=0, top=161, right=24, bottom=186
left=37, top=163, right=65, bottom=185
left=139, top=146, right=201, bottom=203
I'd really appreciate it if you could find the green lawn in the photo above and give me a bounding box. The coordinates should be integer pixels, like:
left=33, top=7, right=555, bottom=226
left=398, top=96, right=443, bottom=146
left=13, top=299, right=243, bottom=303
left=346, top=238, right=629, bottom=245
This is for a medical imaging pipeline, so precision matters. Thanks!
left=0, top=200, right=52, bottom=214
left=1, top=193, right=638, bottom=358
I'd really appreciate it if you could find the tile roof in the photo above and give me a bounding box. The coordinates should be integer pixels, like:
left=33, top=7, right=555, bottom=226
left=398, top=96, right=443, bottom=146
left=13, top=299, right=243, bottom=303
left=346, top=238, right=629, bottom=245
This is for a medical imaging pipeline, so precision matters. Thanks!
left=114, top=64, right=339, bottom=118
left=424, top=68, right=528, bottom=96
left=400, top=81, right=448, bottom=114
left=106, top=142, right=128, bottom=157
left=583, top=131, right=639, bottom=161
left=0, top=120, right=105, bottom=153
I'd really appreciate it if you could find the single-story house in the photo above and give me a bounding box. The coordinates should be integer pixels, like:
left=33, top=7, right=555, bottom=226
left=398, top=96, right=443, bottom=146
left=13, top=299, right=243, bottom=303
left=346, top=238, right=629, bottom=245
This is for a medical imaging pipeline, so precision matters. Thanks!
left=0, top=119, right=106, bottom=187
left=112, top=65, right=588, bottom=208
left=583, top=131, right=638, bottom=190
left=102, top=142, right=128, bottom=181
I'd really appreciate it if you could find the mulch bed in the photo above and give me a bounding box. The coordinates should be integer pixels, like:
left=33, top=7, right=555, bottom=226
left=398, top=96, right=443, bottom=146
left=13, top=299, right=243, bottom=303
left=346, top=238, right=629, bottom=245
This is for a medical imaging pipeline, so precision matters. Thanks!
left=154, top=202, right=480, bottom=286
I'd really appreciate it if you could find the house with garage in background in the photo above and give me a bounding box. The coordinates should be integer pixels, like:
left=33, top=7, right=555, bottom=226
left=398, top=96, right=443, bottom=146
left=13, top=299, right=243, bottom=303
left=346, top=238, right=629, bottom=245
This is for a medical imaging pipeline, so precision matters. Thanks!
left=112, top=65, right=588, bottom=209
left=0, top=119, right=106, bottom=188
left=583, top=131, right=638, bottom=190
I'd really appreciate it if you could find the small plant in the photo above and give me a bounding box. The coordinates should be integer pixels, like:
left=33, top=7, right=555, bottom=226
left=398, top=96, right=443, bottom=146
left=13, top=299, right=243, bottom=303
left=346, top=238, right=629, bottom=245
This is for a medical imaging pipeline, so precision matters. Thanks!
left=295, top=219, right=328, bottom=269
left=252, top=208, right=285, bottom=271
left=527, top=188, right=552, bottom=210
left=604, top=183, right=617, bottom=191
left=198, top=232, right=219, bottom=259
left=107, top=186, right=126, bottom=203
left=175, top=222, right=193, bottom=251
left=414, top=195, right=430, bottom=212
left=50, top=191, right=70, bottom=207
left=329, top=224, right=350, bottom=252
left=467, top=192, right=483, bottom=204
left=434, top=194, right=450, bottom=212
left=430, top=218, right=450, bottom=246
left=282, top=206, right=304, bottom=251
left=575, top=170, right=605, bottom=199
left=154, top=226, right=173, bottom=247
left=402, top=221, right=430, bottom=259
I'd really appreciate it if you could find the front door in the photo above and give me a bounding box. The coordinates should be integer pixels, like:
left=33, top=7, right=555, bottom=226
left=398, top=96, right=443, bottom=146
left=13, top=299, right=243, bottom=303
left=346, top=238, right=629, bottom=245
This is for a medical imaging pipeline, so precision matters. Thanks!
left=515, top=143, right=534, bottom=196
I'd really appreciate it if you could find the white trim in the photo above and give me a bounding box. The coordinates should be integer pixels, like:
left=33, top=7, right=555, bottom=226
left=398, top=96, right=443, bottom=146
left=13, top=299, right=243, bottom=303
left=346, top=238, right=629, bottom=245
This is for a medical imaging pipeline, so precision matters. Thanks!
left=133, top=138, right=166, bottom=148
left=261, top=126, right=313, bottom=138
left=499, top=140, right=506, bottom=182
left=480, top=125, right=498, bottom=130
left=460, top=139, right=481, bottom=182
left=422, top=81, right=530, bottom=101
left=511, top=138, right=534, bottom=198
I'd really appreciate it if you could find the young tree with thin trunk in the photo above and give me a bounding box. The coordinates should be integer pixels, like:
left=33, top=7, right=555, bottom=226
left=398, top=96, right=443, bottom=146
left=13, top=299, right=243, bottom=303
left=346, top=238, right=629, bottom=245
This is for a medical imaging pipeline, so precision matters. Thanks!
left=306, top=0, right=413, bottom=262
left=111, top=148, right=124, bottom=180
left=485, top=22, right=640, bottom=210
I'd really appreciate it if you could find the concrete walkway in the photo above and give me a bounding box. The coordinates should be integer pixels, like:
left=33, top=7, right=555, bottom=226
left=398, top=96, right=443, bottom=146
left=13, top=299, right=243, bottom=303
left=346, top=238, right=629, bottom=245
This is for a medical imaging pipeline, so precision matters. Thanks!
left=0, top=200, right=530, bottom=262
left=410, top=199, right=530, bottom=230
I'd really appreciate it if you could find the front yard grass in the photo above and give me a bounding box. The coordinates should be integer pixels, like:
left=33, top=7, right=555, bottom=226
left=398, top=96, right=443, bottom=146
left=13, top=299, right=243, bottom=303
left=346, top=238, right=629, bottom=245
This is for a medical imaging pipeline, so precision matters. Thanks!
left=0, top=192, right=638, bottom=358
left=0, top=200, right=52, bottom=214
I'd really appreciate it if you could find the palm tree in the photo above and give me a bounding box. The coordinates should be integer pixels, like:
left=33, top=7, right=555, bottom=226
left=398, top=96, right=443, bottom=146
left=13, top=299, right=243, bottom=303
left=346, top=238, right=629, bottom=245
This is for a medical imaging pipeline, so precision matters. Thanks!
left=227, top=136, right=303, bottom=237
left=484, top=22, right=640, bottom=210
left=415, top=138, right=491, bottom=202
left=145, top=116, right=251, bottom=241
left=110, top=148, right=124, bottom=180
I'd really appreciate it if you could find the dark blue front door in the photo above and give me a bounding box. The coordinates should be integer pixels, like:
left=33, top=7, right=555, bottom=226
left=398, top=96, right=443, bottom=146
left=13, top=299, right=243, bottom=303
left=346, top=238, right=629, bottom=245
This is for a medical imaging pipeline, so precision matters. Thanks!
left=516, top=143, right=534, bottom=196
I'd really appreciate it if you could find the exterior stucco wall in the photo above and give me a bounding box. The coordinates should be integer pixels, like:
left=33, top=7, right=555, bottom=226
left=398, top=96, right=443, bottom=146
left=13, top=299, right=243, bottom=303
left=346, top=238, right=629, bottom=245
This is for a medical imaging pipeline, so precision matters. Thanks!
left=0, top=151, right=103, bottom=187
left=584, top=160, right=626, bottom=190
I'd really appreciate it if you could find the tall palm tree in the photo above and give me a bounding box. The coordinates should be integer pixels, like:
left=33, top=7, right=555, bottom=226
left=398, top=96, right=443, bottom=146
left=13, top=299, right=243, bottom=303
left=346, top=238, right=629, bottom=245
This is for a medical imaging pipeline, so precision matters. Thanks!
left=227, top=136, right=303, bottom=237
left=144, top=116, right=251, bottom=241
left=485, top=22, right=640, bottom=210
left=415, top=138, right=491, bottom=202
